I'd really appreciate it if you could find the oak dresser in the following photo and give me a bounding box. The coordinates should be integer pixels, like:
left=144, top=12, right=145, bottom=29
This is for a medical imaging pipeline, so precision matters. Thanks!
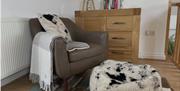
left=75, top=8, right=141, bottom=60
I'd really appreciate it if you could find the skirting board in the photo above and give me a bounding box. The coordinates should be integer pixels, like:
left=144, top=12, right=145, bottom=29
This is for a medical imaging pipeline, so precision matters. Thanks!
left=139, top=52, right=166, bottom=60
left=1, top=68, right=29, bottom=87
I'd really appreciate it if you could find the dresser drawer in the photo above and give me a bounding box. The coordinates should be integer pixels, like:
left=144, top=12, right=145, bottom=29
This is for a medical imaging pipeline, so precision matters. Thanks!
left=108, top=50, right=132, bottom=60
left=107, top=16, right=133, bottom=31
left=108, top=32, right=132, bottom=48
left=84, top=17, right=106, bottom=31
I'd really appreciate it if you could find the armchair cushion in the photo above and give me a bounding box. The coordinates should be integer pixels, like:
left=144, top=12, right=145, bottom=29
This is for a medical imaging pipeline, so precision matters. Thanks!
left=69, top=43, right=104, bottom=62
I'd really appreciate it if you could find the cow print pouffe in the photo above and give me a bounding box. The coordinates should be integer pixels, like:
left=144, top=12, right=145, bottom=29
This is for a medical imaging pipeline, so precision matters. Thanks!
left=90, top=60, right=163, bottom=91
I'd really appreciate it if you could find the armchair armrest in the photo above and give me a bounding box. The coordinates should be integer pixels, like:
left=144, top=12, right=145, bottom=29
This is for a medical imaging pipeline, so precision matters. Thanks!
left=75, top=30, right=108, bottom=50
left=53, top=37, right=70, bottom=78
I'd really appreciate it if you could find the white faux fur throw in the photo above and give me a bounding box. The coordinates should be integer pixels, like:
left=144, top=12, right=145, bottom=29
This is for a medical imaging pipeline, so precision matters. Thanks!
left=90, top=60, right=164, bottom=91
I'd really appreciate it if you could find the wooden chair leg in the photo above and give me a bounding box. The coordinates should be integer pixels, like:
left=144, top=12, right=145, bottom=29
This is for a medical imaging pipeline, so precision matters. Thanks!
left=64, top=79, right=68, bottom=91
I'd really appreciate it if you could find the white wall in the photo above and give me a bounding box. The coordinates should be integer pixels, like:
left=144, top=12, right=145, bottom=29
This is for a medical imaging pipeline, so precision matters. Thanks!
left=0, top=33, right=1, bottom=85
left=58, top=0, right=102, bottom=20
left=1, top=0, right=65, bottom=18
left=123, top=0, right=169, bottom=59
left=1, top=0, right=102, bottom=19
left=2, top=0, right=169, bottom=60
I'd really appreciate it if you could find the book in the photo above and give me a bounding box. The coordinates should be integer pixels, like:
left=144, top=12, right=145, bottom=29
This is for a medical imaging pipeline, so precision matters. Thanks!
left=104, top=0, right=120, bottom=10
left=114, top=0, right=118, bottom=9
left=104, top=0, right=109, bottom=9
left=111, top=0, right=114, bottom=9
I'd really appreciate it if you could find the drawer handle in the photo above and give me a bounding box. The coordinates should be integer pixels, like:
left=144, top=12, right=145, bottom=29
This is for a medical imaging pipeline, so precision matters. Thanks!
left=111, top=51, right=125, bottom=55
left=113, top=22, right=126, bottom=25
left=112, top=37, right=126, bottom=40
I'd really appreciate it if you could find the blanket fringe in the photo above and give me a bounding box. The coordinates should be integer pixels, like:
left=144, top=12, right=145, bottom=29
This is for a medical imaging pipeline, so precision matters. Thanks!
left=30, top=73, right=52, bottom=91
left=40, top=81, right=51, bottom=91
left=29, top=73, right=39, bottom=83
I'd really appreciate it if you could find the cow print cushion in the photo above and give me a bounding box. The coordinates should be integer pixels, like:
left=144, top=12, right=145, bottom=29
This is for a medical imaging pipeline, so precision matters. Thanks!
left=90, top=60, right=162, bottom=91
left=38, top=14, right=72, bottom=42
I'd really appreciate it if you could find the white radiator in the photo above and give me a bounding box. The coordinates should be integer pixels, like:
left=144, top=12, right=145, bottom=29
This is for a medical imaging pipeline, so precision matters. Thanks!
left=1, top=18, right=32, bottom=80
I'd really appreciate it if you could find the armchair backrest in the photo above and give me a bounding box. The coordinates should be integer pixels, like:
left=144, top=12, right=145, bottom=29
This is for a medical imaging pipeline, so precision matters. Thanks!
left=29, top=18, right=44, bottom=39
left=29, top=18, right=80, bottom=40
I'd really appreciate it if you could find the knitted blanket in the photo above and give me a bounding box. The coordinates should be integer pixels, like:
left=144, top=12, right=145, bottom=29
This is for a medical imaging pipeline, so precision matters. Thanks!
left=30, top=14, right=89, bottom=91
left=30, top=32, right=60, bottom=91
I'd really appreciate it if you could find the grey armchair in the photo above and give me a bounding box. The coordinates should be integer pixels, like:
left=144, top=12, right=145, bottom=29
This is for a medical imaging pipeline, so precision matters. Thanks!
left=29, top=18, right=108, bottom=91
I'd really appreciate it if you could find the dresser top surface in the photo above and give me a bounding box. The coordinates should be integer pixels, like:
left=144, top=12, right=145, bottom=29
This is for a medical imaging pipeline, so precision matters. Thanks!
left=75, top=8, right=141, bottom=16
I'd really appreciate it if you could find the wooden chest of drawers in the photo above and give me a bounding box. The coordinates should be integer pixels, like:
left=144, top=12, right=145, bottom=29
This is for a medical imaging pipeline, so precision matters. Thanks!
left=75, top=8, right=141, bottom=60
